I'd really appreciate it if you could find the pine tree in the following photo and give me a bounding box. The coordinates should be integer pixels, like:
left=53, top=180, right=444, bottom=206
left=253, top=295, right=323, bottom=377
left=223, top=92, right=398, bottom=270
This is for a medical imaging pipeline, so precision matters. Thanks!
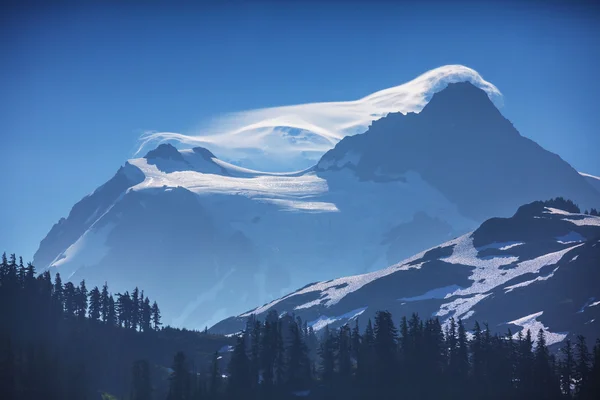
left=228, top=335, right=251, bottom=397
left=100, top=282, right=110, bottom=323
left=560, top=338, right=574, bottom=396
left=249, top=319, right=261, bottom=391
left=456, top=319, right=470, bottom=386
left=107, top=295, right=117, bottom=326
left=337, top=324, right=352, bottom=381
left=76, top=280, right=88, bottom=319
left=373, top=311, right=397, bottom=398
left=168, top=352, right=190, bottom=400
left=116, top=292, right=131, bottom=328
left=319, top=325, right=336, bottom=385
left=131, top=287, right=140, bottom=331
left=88, top=286, right=101, bottom=322
left=286, top=320, right=310, bottom=390
left=131, top=359, right=152, bottom=400
left=17, top=256, right=25, bottom=287
left=63, top=282, right=77, bottom=317
left=151, top=301, right=161, bottom=330
left=208, top=351, right=220, bottom=399
left=52, top=273, right=64, bottom=312
left=141, top=297, right=152, bottom=332
left=574, top=335, right=591, bottom=397
left=533, top=329, right=560, bottom=399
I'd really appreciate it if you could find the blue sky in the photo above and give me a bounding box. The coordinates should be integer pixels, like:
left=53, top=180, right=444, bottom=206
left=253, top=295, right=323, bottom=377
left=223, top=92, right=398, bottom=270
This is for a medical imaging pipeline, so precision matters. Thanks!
left=1, top=0, right=599, bottom=260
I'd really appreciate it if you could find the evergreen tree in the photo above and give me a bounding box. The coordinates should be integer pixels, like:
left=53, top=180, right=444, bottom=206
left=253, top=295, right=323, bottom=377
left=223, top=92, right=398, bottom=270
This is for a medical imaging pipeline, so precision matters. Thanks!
left=117, top=292, right=132, bottom=329
left=337, top=324, right=352, bottom=381
left=286, top=319, right=310, bottom=391
left=168, top=351, right=191, bottom=400
left=63, top=282, right=77, bottom=317
left=456, top=319, right=470, bottom=386
left=107, top=295, right=117, bottom=326
left=53, top=272, right=64, bottom=312
left=533, top=329, right=560, bottom=399
left=208, top=351, right=220, bottom=399
left=76, top=280, right=88, bottom=319
left=560, top=338, right=575, bottom=396
left=249, top=319, right=261, bottom=391
left=88, top=286, right=101, bottom=322
left=17, top=256, right=25, bottom=287
left=515, top=330, right=535, bottom=398
left=151, top=301, right=161, bottom=330
left=100, top=282, right=110, bottom=323
left=319, top=325, right=336, bottom=385
left=228, top=335, right=251, bottom=397
left=574, top=335, right=591, bottom=397
left=131, top=287, right=140, bottom=331
left=141, top=297, right=152, bottom=332
left=373, top=311, right=397, bottom=398
left=131, top=359, right=152, bottom=400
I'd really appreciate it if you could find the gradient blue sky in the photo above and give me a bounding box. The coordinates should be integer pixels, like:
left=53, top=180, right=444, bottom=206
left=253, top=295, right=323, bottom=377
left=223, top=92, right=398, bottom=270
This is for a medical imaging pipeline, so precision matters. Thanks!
left=1, top=0, right=599, bottom=260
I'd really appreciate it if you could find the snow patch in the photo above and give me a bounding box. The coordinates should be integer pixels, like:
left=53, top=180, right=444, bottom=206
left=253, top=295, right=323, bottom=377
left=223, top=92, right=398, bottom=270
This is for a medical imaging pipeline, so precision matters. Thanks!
left=504, top=267, right=559, bottom=293
left=476, top=241, right=524, bottom=252
left=507, top=311, right=567, bottom=346
left=307, top=307, right=367, bottom=331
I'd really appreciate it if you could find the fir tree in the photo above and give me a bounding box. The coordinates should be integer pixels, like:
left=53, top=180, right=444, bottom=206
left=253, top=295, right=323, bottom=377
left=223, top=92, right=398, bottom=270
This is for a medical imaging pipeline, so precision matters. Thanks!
left=76, top=280, right=88, bottom=319
left=228, top=335, right=251, bottom=397
left=88, top=286, right=101, bottom=322
left=63, top=282, right=77, bottom=317
left=151, top=301, right=161, bottom=330
left=574, top=335, right=591, bottom=397
left=208, top=351, right=220, bottom=399
left=131, top=359, right=152, bottom=400
left=287, top=319, right=310, bottom=390
left=168, top=352, right=191, bottom=400
left=560, top=338, right=574, bottom=397
left=100, top=282, right=110, bottom=323
left=131, top=287, right=140, bottom=331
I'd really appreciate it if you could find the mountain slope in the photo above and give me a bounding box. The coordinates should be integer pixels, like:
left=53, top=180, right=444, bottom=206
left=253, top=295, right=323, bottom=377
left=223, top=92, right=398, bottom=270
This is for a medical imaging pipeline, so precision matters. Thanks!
left=211, top=200, right=600, bottom=346
left=317, top=82, right=600, bottom=221
left=34, top=81, right=600, bottom=330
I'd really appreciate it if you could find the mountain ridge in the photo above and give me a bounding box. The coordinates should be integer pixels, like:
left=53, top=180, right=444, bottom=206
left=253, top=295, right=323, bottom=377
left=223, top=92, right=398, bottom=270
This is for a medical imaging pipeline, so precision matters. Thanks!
left=210, top=198, right=600, bottom=347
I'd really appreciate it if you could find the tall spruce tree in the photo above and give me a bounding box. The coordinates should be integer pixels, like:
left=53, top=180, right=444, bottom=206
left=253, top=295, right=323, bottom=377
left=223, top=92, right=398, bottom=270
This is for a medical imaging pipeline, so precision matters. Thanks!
left=168, top=352, right=191, bottom=400
left=100, top=282, right=110, bottom=322
left=228, top=335, right=251, bottom=397
left=88, top=286, right=101, bottom=322
left=131, top=359, right=152, bottom=400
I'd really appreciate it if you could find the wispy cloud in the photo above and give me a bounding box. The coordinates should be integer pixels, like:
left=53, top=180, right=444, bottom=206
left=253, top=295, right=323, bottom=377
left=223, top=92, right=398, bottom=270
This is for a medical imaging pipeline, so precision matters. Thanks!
left=136, top=65, right=502, bottom=171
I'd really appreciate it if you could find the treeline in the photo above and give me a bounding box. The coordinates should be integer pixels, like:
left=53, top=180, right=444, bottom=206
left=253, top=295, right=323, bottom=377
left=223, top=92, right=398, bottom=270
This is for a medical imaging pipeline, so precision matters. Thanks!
left=0, top=252, right=230, bottom=400
left=162, top=311, right=600, bottom=400
left=539, top=197, right=598, bottom=215
left=0, top=252, right=162, bottom=333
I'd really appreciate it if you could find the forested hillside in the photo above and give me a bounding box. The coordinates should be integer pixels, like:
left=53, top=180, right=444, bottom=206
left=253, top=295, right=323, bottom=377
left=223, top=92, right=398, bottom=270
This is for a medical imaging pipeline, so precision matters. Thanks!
left=2, top=252, right=600, bottom=400
left=0, top=253, right=231, bottom=399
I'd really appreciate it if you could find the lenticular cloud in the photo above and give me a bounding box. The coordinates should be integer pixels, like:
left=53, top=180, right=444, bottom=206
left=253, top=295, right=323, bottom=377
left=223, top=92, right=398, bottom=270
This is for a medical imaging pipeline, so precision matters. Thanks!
left=137, top=65, right=502, bottom=171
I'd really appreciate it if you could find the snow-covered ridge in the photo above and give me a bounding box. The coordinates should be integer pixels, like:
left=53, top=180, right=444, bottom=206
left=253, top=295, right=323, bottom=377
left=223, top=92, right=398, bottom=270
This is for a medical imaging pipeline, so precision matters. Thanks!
left=211, top=202, right=600, bottom=347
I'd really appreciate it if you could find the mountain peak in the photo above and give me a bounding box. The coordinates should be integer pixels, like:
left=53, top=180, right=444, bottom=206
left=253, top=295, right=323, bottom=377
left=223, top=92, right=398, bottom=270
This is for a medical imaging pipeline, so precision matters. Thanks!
left=420, top=81, right=500, bottom=119
left=144, top=143, right=184, bottom=161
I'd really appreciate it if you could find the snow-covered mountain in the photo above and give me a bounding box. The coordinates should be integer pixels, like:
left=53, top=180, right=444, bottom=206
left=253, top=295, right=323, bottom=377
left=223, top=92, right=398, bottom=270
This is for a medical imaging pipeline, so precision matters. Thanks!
left=211, top=200, right=600, bottom=346
left=34, top=81, right=600, bottom=330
